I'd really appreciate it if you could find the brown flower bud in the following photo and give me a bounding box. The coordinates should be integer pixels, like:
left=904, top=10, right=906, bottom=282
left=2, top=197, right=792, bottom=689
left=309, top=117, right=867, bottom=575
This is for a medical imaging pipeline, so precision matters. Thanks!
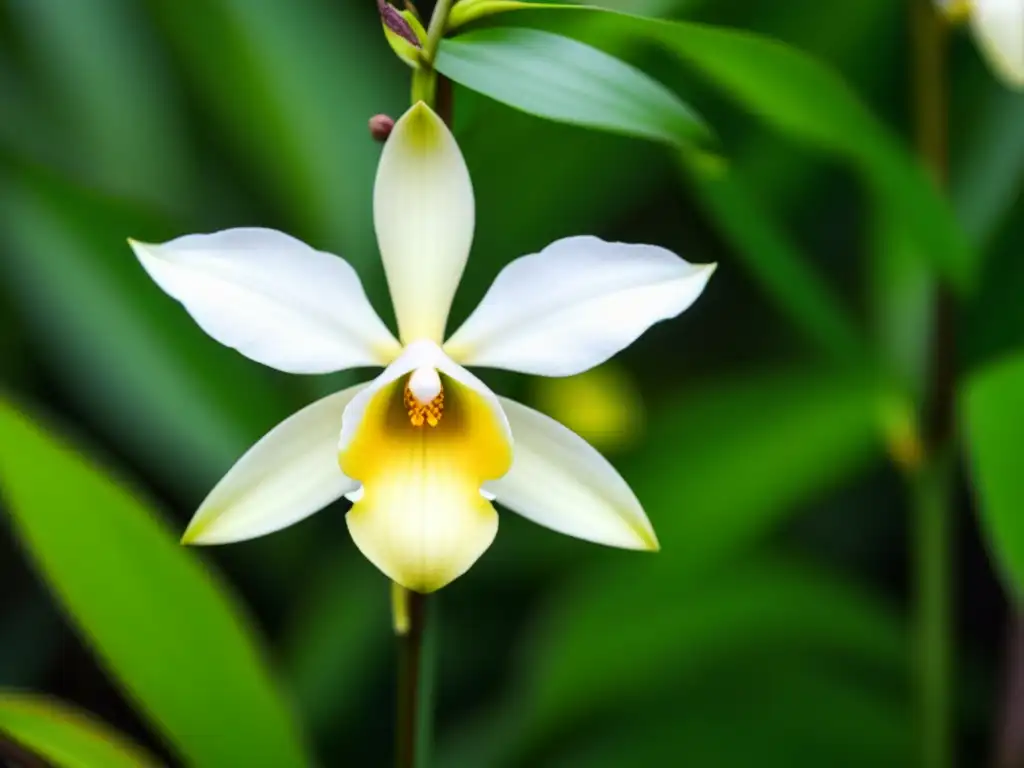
left=369, top=114, right=395, bottom=142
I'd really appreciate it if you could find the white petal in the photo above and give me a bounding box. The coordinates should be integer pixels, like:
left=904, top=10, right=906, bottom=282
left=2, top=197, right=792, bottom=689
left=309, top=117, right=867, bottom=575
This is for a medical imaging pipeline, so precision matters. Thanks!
left=374, top=102, right=474, bottom=344
left=484, top=397, right=658, bottom=550
left=338, top=340, right=512, bottom=592
left=444, top=236, right=715, bottom=376
left=183, top=384, right=366, bottom=545
left=973, top=0, right=1024, bottom=88
left=130, top=228, right=401, bottom=374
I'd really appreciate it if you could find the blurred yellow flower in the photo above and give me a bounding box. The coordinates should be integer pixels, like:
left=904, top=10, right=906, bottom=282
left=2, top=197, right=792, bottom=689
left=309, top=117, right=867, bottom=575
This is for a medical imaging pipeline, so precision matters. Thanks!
left=531, top=364, right=644, bottom=453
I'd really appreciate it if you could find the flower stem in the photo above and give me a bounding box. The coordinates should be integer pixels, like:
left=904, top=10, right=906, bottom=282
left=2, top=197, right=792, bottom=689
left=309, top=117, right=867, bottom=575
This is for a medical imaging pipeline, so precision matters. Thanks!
left=396, top=7, right=453, bottom=766
left=912, top=454, right=954, bottom=768
left=908, top=1, right=955, bottom=767
left=411, top=0, right=454, bottom=108
left=396, top=590, right=434, bottom=768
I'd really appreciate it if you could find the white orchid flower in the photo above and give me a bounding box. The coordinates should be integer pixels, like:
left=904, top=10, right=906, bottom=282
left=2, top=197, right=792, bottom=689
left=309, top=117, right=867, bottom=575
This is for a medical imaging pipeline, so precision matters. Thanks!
left=938, top=0, right=1024, bottom=88
left=129, top=102, right=715, bottom=593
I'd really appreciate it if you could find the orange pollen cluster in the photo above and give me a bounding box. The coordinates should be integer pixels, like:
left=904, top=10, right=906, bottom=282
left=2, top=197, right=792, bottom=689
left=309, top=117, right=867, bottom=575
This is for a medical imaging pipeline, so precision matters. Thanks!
left=404, top=384, right=444, bottom=427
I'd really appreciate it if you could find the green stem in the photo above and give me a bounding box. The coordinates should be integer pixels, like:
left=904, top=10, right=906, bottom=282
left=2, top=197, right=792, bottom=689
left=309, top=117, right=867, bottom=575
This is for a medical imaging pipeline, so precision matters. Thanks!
left=908, top=2, right=955, bottom=767
left=422, top=0, right=454, bottom=62
left=411, top=0, right=454, bottom=107
left=912, top=457, right=954, bottom=768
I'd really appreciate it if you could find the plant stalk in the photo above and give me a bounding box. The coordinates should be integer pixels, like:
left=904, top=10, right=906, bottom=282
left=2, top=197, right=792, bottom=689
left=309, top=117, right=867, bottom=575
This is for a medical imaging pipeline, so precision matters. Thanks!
left=909, top=1, right=955, bottom=767
left=397, top=589, right=433, bottom=768
left=395, top=6, right=453, bottom=766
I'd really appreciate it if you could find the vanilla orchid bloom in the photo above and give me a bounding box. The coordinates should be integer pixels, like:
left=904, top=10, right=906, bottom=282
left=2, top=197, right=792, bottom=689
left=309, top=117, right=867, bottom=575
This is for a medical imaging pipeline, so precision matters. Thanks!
left=129, top=102, right=715, bottom=593
left=939, top=0, right=1024, bottom=88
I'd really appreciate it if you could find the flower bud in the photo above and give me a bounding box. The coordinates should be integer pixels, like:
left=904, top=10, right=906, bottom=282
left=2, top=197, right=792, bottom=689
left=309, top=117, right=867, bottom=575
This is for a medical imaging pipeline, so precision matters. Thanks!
left=369, top=114, right=396, bottom=142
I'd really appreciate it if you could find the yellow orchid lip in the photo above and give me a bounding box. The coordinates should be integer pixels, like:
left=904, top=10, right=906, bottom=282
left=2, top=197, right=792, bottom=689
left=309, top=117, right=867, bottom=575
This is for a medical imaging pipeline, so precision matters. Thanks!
left=339, top=346, right=512, bottom=593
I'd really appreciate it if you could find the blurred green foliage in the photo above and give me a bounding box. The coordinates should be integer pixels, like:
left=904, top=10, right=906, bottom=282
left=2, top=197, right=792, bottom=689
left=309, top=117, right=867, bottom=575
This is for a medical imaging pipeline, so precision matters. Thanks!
left=0, top=0, right=1021, bottom=765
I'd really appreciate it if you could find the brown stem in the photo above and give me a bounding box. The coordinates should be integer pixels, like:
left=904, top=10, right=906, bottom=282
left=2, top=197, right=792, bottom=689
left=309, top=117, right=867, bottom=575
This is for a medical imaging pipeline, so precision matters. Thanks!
left=396, top=592, right=429, bottom=768
left=996, top=616, right=1024, bottom=768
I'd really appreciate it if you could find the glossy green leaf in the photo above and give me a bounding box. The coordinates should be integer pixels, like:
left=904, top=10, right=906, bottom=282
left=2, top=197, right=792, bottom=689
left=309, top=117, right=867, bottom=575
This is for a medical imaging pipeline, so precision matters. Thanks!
left=0, top=693, right=156, bottom=768
left=963, top=353, right=1024, bottom=594
left=452, top=18, right=671, bottom=318
left=445, top=4, right=973, bottom=291
left=435, top=27, right=709, bottom=147
left=0, top=398, right=309, bottom=767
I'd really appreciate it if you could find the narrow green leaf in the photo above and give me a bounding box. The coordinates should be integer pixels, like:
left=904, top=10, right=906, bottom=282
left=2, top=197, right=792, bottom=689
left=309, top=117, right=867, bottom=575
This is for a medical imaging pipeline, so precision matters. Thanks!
left=0, top=693, right=156, bottom=768
left=0, top=165, right=288, bottom=497
left=963, top=354, right=1024, bottom=594
left=0, top=398, right=309, bottom=767
left=436, top=27, right=708, bottom=146
left=627, top=370, right=882, bottom=567
left=953, top=85, right=1024, bottom=250
left=679, top=154, right=870, bottom=365
left=144, top=0, right=405, bottom=261
left=445, top=5, right=974, bottom=290
left=9, top=0, right=192, bottom=210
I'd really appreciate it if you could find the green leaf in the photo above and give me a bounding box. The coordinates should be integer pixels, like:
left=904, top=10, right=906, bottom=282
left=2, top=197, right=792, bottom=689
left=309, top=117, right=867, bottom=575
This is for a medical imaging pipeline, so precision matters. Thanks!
left=550, top=661, right=909, bottom=768
left=436, top=27, right=709, bottom=147
left=953, top=85, right=1024, bottom=250
left=8, top=0, right=192, bottom=210
left=963, top=353, right=1024, bottom=594
left=281, top=559, right=390, bottom=745
left=0, top=692, right=157, bottom=768
left=0, top=165, right=288, bottom=497
left=679, top=154, right=870, bottom=365
left=144, top=0, right=405, bottom=261
left=0, top=398, right=310, bottom=767
left=444, top=4, right=974, bottom=291
left=626, top=370, right=882, bottom=567
left=521, top=557, right=904, bottom=742
left=443, top=555, right=905, bottom=765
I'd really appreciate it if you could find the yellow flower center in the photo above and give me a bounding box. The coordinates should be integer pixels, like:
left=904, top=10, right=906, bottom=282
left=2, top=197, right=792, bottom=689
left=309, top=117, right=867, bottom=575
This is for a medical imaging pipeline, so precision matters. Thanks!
left=404, top=379, right=444, bottom=427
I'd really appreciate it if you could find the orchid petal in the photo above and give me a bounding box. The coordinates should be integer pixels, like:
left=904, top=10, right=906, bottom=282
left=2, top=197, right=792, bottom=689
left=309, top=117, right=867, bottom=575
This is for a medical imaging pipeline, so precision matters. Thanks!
left=183, top=384, right=366, bottom=545
left=444, top=236, right=715, bottom=376
left=131, top=228, right=400, bottom=374
left=485, top=396, right=658, bottom=550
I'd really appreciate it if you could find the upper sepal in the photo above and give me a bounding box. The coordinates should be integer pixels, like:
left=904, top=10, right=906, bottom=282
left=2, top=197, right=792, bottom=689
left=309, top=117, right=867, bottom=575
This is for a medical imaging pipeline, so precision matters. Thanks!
left=374, top=103, right=475, bottom=345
